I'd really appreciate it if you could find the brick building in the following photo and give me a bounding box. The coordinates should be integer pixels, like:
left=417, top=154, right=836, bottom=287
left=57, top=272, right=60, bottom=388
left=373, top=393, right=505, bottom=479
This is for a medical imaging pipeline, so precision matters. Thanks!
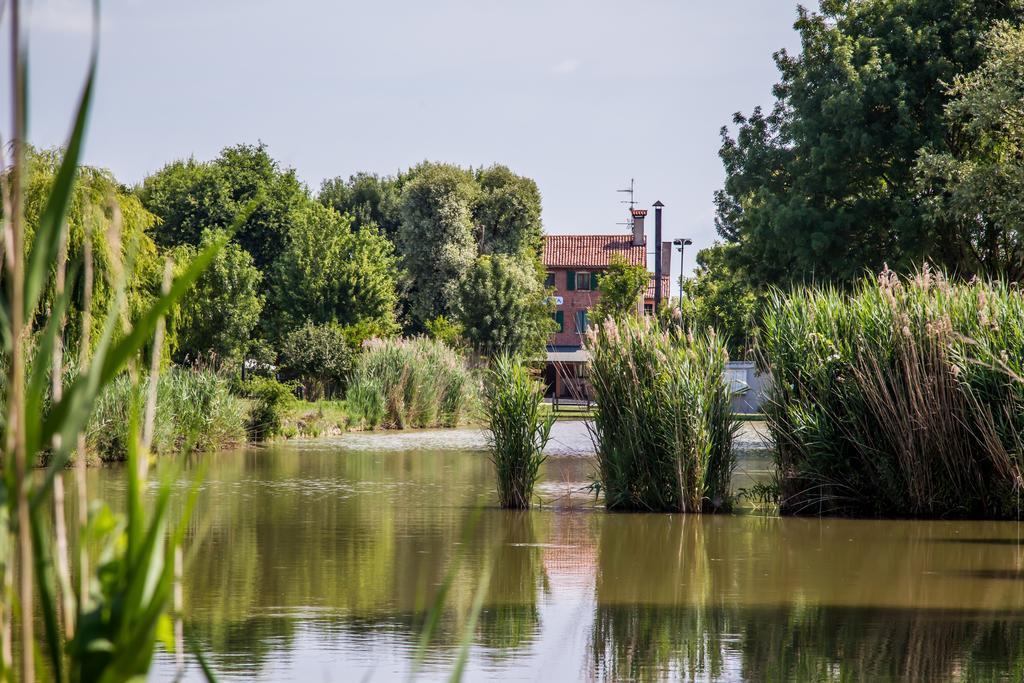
left=542, top=209, right=670, bottom=398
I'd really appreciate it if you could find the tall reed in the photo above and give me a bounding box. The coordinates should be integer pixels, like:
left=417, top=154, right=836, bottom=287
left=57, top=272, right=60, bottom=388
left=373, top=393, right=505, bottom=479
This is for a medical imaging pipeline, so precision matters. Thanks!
left=586, top=318, right=738, bottom=512
left=88, top=367, right=246, bottom=460
left=346, top=337, right=477, bottom=429
left=0, top=5, right=241, bottom=677
left=760, top=265, right=1024, bottom=517
left=484, top=355, right=553, bottom=508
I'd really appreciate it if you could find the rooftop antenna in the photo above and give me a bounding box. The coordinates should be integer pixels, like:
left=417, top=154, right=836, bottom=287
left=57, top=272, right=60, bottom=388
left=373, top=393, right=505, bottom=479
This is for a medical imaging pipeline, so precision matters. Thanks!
left=616, top=178, right=636, bottom=230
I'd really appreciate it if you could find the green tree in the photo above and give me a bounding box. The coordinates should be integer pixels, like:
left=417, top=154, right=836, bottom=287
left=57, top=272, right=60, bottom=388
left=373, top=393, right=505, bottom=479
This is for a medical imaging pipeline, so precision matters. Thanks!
left=679, top=244, right=759, bottom=358
left=21, top=147, right=162, bottom=350
left=269, top=202, right=399, bottom=340
left=473, top=165, right=544, bottom=257
left=172, top=230, right=264, bottom=366
left=137, top=142, right=306, bottom=272
left=591, top=255, right=650, bottom=322
left=454, top=254, right=554, bottom=358
left=278, top=322, right=353, bottom=400
left=915, top=22, right=1024, bottom=279
left=318, top=171, right=405, bottom=243
left=715, top=0, right=1022, bottom=287
left=398, top=163, right=479, bottom=329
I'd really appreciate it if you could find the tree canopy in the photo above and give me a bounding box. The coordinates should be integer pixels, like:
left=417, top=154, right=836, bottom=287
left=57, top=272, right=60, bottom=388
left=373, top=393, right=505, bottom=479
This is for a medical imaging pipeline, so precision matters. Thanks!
left=454, top=255, right=554, bottom=358
left=172, top=230, right=264, bottom=366
left=137, top=142, right=306, bottom=272
left=269, top=202, right=399, bottom=340
left=915, top=21, right=1024, bottom=279
left=715, top=0, right=1023, bottom=287
left=591, top=255, right=650, bottom=323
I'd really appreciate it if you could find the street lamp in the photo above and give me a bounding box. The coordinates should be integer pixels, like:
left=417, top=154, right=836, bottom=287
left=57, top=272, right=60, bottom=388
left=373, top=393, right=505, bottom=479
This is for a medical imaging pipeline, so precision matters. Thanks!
left=673, top=238, right=692, bottom=304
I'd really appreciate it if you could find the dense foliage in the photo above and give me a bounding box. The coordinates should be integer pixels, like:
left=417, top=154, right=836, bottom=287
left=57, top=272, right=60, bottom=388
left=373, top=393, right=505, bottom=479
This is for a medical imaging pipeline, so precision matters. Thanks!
left=761, top=266, right=1024, bottom=517
left=678, top=244, right=759, bottom=358
left=268, top=202, right=399, bottom=339
left=277, top=322, right=353, bottom=400
left=714, top=0, right=1024, bottom=288
left=591, top=255, right=650, bottom=323
left=455, top=255, right=553, bottom=358
left=587, top=318, right=738, bottom=512
left=915, top=22, right=1024, bottom=279
left=172, top=230, right=264, bottom=365
left=88, top=368, right=246, bottom=461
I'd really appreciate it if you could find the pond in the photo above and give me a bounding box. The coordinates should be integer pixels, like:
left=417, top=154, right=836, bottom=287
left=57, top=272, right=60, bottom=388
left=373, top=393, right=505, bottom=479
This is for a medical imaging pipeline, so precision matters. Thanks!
left=79, top=422, right=1024, bottom=681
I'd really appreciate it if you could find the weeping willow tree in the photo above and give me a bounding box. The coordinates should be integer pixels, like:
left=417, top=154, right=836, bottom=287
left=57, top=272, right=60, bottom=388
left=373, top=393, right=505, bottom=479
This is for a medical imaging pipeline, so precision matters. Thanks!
left=17, top=146, right=166, bottom=357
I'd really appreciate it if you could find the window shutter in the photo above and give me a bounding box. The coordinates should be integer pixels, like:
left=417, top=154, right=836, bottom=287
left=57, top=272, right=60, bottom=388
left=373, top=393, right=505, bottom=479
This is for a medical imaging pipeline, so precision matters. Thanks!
left=555, top=310, right=564, bottom=332
left=566, top=270, right=576, bottom=291
left=591, top=272, right=600, bottom=290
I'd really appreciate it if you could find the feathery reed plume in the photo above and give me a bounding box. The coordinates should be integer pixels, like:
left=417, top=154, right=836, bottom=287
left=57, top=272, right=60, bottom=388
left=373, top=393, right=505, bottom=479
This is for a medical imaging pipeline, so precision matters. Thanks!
left=760, top=266, right=1024, bottom=517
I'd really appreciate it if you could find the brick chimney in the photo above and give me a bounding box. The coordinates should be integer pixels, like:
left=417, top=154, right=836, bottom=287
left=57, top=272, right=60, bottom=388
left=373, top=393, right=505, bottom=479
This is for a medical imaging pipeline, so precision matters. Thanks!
left=631, top=209, right=647, bottom=247
left=661, top=242, right=673, bottom=283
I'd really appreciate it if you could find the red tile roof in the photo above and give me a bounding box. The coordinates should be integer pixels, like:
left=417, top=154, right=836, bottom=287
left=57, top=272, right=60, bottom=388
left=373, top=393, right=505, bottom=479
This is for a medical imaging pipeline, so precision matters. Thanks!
left=542, top=234, right=646, bottom=268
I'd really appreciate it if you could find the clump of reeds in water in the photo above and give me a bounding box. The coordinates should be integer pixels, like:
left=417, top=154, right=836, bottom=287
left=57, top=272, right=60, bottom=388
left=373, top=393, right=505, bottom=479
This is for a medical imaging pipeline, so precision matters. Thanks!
left=484, top=355, right=554, bottom=508
left=346, top=336, right=477, bottom=429
left=760, top=265, right=1024, bottom=517
left=586, top=317, right=738, bottom=512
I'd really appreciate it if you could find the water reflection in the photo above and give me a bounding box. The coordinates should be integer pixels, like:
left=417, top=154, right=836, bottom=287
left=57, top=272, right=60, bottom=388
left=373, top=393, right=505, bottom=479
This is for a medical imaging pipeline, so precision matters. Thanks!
left=71, top=425, right=1024, bottom=681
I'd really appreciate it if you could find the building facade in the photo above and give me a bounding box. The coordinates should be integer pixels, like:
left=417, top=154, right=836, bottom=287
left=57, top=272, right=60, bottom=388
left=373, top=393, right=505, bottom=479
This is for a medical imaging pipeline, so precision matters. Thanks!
left=542, top=210, right=670, bottom=398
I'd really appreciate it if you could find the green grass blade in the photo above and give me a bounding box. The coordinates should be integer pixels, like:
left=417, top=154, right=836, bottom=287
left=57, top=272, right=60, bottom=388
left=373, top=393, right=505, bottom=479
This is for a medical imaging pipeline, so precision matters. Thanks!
left=29, top=503, right=64, bottom=683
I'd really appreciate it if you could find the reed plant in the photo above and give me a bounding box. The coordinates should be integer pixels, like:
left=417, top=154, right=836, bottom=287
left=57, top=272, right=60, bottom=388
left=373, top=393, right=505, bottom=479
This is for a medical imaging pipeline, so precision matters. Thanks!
left=88, top=367, right=246, bottom=460
left=586, top=317, right=738, bottom=512
left=761, top=265, right=1024, bottom=517
left=0, top=4, right=240, bottom=677
left=484, top=355, right=553, bottom=508
left=346, top=337, right=477, bottom=430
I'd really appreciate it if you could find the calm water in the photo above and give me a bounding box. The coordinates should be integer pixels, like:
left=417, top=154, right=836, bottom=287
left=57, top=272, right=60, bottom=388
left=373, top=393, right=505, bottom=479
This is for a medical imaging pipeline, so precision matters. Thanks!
left=78, top=422, right=1024, bottom=681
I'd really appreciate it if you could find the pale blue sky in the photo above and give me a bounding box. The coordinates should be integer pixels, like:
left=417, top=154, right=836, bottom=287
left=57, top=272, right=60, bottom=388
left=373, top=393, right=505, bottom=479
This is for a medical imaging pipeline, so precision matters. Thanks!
left=6, top=0, right=800, bottom=275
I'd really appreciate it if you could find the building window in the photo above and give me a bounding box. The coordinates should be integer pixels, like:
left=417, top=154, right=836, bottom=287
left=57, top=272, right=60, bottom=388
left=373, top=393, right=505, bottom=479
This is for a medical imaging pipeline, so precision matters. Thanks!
left=575, top=309, right=589, bottom=334
left=554, top=310, right=564, bottom=333
left=545, top=272, right=556, bottom=287
left=576, top=271, right=591, bottom=291
left=644, top=303, right=654, bottom=316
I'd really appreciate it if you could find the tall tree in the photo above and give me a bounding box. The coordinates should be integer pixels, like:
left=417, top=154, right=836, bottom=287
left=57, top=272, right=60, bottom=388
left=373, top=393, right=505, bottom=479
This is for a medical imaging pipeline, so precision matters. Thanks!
left=22, top=147, right=162, bottom=349
left=679, top=244, right=759, bottom=358
left=454, top=255, right=554, bottom=357
left=715, top=0, right=1022, bottom=287
left=398, top=163, right=478, bottom=329
left=269, top=202, right=399, bottom=341
left=591, top=255, right=650, bottom=323
left=318, top=171, right=405, bottom=243
left=915, top=22, right=1024, bottom=279
left=172, top=230, right=264, bottom=366
left=137, top=142, right=306, bottom=272
left=473, top=165, right=543, bottom=257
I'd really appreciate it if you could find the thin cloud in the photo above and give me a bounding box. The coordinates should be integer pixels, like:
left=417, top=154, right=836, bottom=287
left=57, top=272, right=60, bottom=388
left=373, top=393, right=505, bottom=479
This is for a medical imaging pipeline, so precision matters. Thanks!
left=551, top=58, right=582, bottom=76
left=27, top=0, right=105, bottom=36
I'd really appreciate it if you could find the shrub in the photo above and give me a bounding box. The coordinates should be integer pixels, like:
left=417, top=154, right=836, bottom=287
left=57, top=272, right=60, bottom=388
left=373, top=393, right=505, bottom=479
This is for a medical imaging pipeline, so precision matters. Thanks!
left=346, top=337, right=477, bottom=429
left=760, top=266, right=1024, bottom=517
left=88, top=367, right=246, bottom=461
left=485, top=355, right=554, bottom=508
left=243, top=377, right=296, bottom=441
left=587, top=318, right=738, bottom=512
left=278, top=322, right=353, bottom=400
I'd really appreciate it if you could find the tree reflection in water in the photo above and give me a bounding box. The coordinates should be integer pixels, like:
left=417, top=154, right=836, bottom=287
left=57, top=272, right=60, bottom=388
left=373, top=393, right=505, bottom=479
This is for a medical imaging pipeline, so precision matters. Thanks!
left=80, top=440, right=1024, bottom=680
